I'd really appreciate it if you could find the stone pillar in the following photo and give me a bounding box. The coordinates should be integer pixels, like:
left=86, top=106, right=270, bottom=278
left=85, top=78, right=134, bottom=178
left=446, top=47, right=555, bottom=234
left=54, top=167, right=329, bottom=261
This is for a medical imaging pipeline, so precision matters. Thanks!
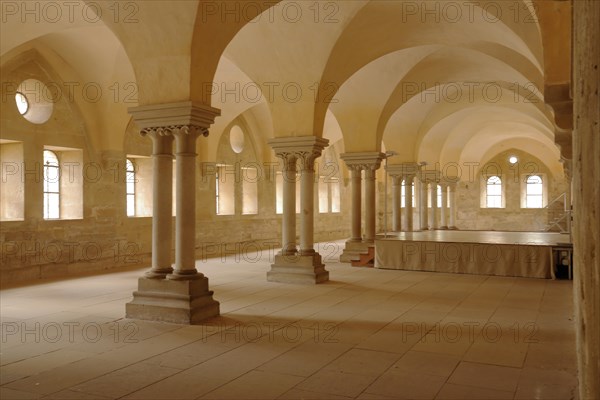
left=429, top=182, right=438, bottom=230
left=349, top=167, right=362, bottom=241
left=267, top=136, right=329, bottom=284
left=404, top=175, right=414, bottom=231
left=573, top=1, right=600, bottom=398
left=126, top=102, right=221, bottom=324
left=419, top=178, right=428, bottom=231
left=170, top=127, right=202, bottom=279
left=280, top=153, right=297, bottom=255
left=391, top=175, right=401, bottom=232
left=299, top=153, right=317, bottom=255
left=448, top=183, right=457, bottom=229
left=144, top=132, right=174, bottom=278
left=364, top=167, right=377, bottom=242
left=340, top=152, right=384, bottom=262
left=439, top=183, right=448, bottom=229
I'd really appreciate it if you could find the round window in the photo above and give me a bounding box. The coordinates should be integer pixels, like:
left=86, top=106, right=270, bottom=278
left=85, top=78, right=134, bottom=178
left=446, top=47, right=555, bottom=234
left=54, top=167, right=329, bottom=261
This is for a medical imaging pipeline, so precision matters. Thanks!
left=229, top=125, right=245, bottom=153
left=15, top=92, right=29, bottom=115
left=16, top=79, right=54, bottom=124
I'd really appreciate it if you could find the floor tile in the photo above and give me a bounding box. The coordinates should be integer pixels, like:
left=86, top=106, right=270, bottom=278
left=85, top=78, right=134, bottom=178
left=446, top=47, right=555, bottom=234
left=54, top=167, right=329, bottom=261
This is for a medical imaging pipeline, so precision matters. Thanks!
left=448, top=361, right=521, bottom=393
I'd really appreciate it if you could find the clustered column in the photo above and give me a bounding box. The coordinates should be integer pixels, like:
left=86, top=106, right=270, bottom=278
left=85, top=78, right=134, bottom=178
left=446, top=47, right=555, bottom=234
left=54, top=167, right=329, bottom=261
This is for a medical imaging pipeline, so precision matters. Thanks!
left=267, top=137, right=329, bottom=284
left=126, top=102, right=221, bottom=325
left=339, top=153, right=384, bottom=262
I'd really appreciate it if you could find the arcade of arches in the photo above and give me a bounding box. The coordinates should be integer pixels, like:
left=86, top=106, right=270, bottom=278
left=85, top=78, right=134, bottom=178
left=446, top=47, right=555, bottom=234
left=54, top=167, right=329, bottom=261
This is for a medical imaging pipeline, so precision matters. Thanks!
left=1, top=1, right=598, bottom=399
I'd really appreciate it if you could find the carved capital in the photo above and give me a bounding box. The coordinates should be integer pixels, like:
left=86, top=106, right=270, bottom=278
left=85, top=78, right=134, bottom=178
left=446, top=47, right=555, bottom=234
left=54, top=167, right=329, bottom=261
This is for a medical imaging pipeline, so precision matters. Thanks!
left=295, top=150, right=321, bottom=172
left=418, top=167, right=441, bottom=183
left=348, top=164, right=364, bottom=174
left=386, top=162, right=420, bottom=178
left=403, top=173, right=416, bottom=183
left=129, top=101, right=220, bottom=138
left=340, top=152, right=385, bottom=172
left=141, top=124, right=208, bottom=138
left=274, top=152, right=297, bottom=171
left=268, top=136, right=329, bottom=172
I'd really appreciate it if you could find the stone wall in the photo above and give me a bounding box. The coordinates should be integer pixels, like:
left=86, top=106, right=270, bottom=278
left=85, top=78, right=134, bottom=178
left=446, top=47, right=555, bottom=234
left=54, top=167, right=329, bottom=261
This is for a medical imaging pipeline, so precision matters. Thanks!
left=455, top=149, right=568, bottom=231
left=573, top=0, right=600, bottom=397
left=0, top=147, right=352, bottom=284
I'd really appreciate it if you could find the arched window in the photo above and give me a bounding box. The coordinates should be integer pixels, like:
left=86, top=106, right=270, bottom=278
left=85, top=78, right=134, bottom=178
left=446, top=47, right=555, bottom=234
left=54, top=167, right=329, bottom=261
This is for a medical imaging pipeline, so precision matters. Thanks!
left=43, top=150, right=60, bottom=219
left=526, top=175, right=543, bottom=208
left=216, top=164, right=235, bottom=215
left=401, top=180, right=416, bottom=207
left=126, top=159, right=136, bottom=216
left=486, top=176, right=502, bottom=208
left=437, top=184, right=443, bottom=207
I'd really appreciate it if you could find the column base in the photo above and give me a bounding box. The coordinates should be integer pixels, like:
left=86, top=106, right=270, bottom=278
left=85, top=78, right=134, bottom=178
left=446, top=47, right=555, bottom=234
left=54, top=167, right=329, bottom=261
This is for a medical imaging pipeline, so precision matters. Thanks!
left=144, top=267, right=173, bottom=279
left=448, top=226, right=458, bottom=230
left=340, top=240, right=372, bottom=263
left=267, top=253, right=329, bottom=284
left=126, top=276, right=220, bottom=324
left=439, top=226, right=448, bottom=230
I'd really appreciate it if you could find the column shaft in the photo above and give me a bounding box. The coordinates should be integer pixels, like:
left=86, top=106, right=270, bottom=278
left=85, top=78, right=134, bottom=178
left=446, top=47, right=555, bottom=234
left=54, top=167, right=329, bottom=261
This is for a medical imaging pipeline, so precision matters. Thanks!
left=440, top=184, right=448, bottom=229
left=364, top=168, right=376, bottom=242
left=350, top=168, right=362, bottom=241
left=419, top=179, right=428, bottom=230
left=282, top=156, right=297, bottom=255
left=171, top=130, right=200, bottom=279
left=299, top=160, right=315, bottom=255
left=405, top=176, right=414, bottom=231
left=448, top=184, right=457, bottom=229
left=146, top=134, right=174, bottom=278
left=392, top=176, right=401, bottom=232
left=429, top=182, right=438, bottom=230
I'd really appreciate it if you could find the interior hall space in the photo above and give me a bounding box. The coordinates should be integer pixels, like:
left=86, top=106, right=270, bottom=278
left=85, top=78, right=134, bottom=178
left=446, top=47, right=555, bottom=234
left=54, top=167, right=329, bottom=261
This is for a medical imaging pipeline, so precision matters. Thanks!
left=1, top=1, right=598, bottom=399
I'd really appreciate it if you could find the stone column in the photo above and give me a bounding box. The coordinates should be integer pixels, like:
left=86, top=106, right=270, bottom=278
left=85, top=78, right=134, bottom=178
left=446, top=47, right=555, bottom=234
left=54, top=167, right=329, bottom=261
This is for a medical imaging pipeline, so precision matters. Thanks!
left=419, top=178, right=428, bottom=230
left=364, top=167, right=377, bottom=242
left=440, top=183, right=448, bottom=229
left=573, top=1, right=600, bottom=398
left=267, top=136, right=329, bottom=284
left=349, top=166, right=362, bottom=241
left=126, top=102, right=220, bottom=325
left=448, top=183, right=457, bottom=229
left=279, top=153, right=297, bottom=255
left=391, top=175, right=401, bottom=232
left=144, top=131, right=174, bottom=278
left=429, top=182, right=438, bottom=230
left=340, top=152, right=384, bottom=262
left=404, top=174, right=414, bottom=231
left=170, top=127, right=202, bottom=279
left=298, top=152, right=318, bottom=255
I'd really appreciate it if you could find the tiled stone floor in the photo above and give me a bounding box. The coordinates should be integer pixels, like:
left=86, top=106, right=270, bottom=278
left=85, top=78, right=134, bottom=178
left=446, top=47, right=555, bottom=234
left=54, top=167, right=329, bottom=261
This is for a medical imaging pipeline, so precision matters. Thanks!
left=0, top=241, right=578, bottom=399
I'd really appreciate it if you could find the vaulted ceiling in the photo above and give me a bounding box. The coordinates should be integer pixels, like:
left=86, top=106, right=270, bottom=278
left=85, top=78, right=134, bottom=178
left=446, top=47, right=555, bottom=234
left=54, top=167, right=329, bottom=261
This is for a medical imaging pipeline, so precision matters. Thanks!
left=1, top=0, right=571, bottom=177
